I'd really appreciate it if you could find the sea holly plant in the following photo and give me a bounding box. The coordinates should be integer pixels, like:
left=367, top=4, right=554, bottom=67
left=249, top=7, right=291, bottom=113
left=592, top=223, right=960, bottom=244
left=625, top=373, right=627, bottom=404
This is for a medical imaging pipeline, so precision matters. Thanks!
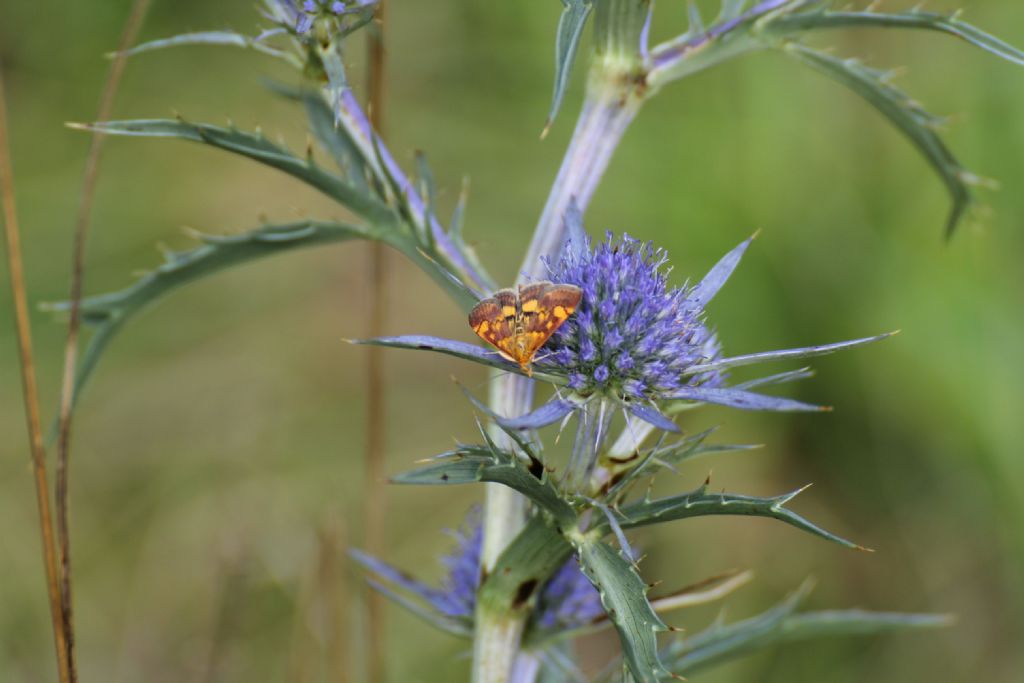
left=52, top=0, right=1024, bottom=681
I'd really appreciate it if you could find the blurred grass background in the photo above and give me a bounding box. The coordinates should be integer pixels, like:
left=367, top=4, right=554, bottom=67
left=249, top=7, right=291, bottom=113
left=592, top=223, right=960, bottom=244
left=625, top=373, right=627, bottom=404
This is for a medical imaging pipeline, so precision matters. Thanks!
left=1, top=0, right=1023, bottom=681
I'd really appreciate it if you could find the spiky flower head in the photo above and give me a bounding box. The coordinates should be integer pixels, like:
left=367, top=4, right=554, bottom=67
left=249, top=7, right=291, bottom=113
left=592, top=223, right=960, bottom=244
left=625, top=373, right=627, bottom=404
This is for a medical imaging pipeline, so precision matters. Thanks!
left=263, top=0, right=375, bottom=36
left=537, top=231, right=725, bottom=402
left=433, top=518, right=482, bottom=617
left=359, top=215, right=892, bottom=433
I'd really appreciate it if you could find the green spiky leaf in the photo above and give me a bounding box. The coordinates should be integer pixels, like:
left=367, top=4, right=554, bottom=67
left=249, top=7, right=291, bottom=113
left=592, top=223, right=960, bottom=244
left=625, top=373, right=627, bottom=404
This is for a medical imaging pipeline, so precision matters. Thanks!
left=70, top=118, right=393, bottom=224
left=302, top=91, right=371, bottom=193
left=391, top=450, right=496, bottom=486
left=42, top=221, right=368, bottom=413
left=526, top=569, right=753, bottom=650
left=115, top=30, right=301, bottom=67
left=449, top=176, right=470, bottom=244
left=685, top=0, right=705, bottom=41
left=646, top=3, right=1024, bottom=237
left=414, top=151, right=438, bottom=229
left=616, top=480, right=866, bottom=550
left=478, top=515, right=575, bottom=617
left=392, top=444, right=577, bottom=528
left=602, top=428, right=759, bottom=503
left=547, top=0, right=594, bottom=132
left=574, top=539, right=671, bottom=683
left=770, top=9, right=1024, bottom=67
left=60, top=106, right=485, bottom=417
left=662, top=582, right=950, bottom=676
left=456, top=384, right=544, bottom=462
left=651, top=436, right=761, bottom=470
left=782, top=43, right=981, bottom=238
left=604, top=432, right=762, bottom=504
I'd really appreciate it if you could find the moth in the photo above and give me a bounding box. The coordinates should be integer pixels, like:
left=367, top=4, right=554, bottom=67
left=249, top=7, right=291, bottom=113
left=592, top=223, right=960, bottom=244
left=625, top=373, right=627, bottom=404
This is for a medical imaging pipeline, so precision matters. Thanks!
left=468, top=281, right=583, bottom=374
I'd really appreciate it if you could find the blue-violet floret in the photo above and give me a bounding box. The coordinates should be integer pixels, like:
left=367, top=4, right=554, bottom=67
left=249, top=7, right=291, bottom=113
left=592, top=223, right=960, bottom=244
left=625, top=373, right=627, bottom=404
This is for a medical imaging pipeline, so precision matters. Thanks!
left=538, top=232, right=725, bottom=401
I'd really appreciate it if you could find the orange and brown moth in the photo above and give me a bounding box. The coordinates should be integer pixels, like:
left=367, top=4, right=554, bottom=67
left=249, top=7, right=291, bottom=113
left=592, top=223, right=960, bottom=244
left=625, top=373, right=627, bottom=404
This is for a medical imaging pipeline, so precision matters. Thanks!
left=468, top=281, right=583, bottom=374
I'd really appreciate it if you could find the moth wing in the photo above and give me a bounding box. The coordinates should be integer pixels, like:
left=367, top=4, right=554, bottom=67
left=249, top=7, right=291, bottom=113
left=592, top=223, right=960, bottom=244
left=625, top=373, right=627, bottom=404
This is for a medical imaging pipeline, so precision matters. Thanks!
left=535, top=283, right=582, bottom=332
left=468, top=298, right=503, bottom=346
left=519, top=283, right=583, bottom=358
left=469, top=289, right=519, bottom=359
left=542, top=284, right=583, bottom=322
left=517, top=281, right=553, bottom=303
left=491, top=289, right=520, bottom=316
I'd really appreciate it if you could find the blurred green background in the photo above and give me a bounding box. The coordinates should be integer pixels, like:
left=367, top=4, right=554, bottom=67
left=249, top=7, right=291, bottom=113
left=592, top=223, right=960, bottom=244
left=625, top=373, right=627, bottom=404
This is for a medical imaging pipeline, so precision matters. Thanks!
left=1, top=1, right=1023, bottom=681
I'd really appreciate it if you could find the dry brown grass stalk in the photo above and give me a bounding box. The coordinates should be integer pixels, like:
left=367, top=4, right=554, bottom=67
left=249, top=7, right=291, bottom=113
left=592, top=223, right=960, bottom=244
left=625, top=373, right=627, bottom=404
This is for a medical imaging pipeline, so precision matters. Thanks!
left=53, top=1, right=152, bottom=678
left=364, top=2, right=390, bottom=682
left=0, top=66, right=73, bottom=683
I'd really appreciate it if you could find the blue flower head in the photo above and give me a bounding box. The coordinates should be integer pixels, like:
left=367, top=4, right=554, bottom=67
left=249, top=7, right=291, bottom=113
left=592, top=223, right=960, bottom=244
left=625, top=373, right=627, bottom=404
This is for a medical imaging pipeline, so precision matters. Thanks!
left=433, top=518, right=482, bottom=617
left=360, top=217, right=892, bottom=432
left=302, top=0, right=353, bottom=13
left=538, top=232, right=725, bottom=403
left=476, top=222, right=892, bottom=435
left=264, top=0, right=375, bottom=36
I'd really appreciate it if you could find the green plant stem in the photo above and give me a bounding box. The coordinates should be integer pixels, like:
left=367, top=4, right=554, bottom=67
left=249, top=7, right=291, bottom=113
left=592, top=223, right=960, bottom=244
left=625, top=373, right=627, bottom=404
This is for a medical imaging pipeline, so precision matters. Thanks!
left=473, top=61, right=646, bottom=683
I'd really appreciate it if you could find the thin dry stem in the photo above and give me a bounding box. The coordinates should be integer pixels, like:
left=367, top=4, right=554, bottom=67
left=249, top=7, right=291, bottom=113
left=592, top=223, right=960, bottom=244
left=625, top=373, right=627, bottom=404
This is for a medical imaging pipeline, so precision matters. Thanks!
left=286, top=518, right=350, bottom=683
left=287, top=552, right=317, bottom=683
left=286, top=520, right=349, bottom=683
left=54, top=1, right=151, bottom=677
left=322, top=520, right=350, bottom=683
left=364, top=3, right=389, bottom=683
left=0, top=67, right=72, bottom=683
left=199, top=554, right=247, bottom=683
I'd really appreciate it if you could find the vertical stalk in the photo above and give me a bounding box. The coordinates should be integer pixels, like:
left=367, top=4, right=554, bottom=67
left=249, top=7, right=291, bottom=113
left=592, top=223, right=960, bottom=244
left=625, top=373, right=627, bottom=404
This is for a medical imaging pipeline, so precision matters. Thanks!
left=517, top=74, right=643, bottom=279
left=509, top=654, right=541, bottom=683
left=364, top=3, right=389, bottom=682
left=479, top=374, right=533, bottom=571
left=472, top=374, right=533, bottom=683
left=473, top=62, right=645, bottom=683
left=53, top=3, right=151, bottom=679
left=0, top=69, right=72, bottom=683
left=326, top=520, right=350, bottom=683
